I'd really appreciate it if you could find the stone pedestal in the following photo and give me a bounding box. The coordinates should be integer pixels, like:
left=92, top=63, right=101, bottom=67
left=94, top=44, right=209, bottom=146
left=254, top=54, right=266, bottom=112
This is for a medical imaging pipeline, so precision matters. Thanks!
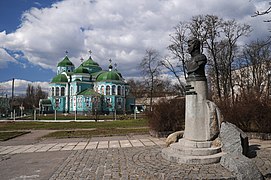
left=184, top=80, right=208, bottom=141
left=162, top=139, right=224, bottom=164
left=162, top=79, right=223, bottom=164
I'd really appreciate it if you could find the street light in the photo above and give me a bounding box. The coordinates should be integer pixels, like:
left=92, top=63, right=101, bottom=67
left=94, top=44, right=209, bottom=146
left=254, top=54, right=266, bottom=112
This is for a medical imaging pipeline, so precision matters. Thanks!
left=268, top=70, right=271, bottom=98
left=75, top=95, right=77, bottom=121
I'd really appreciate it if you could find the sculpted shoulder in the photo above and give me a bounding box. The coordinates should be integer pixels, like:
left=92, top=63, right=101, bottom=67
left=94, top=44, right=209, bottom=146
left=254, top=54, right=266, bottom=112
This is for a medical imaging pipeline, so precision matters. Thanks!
left=194, top=54, right=207, bottom=63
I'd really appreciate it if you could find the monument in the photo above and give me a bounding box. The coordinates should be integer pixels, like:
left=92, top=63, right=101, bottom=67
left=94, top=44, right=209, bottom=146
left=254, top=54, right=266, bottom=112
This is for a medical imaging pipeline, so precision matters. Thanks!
left=162, top=38, right=223, bottom=164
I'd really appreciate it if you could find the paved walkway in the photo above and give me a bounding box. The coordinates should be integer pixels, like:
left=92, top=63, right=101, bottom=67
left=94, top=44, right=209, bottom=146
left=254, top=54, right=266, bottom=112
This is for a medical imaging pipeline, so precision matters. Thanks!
left=0, top=137, right=165, bottom=155
left=0, top=131, right=270, bottom=179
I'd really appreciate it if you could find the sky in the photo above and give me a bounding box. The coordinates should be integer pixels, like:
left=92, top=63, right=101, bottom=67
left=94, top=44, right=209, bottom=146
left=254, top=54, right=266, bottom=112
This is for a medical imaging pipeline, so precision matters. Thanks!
left=0, top=0, right=270, bottom=95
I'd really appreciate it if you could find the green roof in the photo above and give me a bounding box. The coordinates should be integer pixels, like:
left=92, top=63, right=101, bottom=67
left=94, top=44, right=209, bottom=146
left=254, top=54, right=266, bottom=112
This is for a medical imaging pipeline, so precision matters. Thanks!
left=96, top=71, right=122, bottom=82
left=51, top=74, right=68, bottom=83
left=91, top=71, right=105, bottom=78
left=77, top=89, right=102, bottom=96
left=57, top=56, right=74, bottom=67
left=82, top=56, right=100, bottom=67
left=74, top=66, right=89, bottom=74
left=113, top=69, right=122, bottom=78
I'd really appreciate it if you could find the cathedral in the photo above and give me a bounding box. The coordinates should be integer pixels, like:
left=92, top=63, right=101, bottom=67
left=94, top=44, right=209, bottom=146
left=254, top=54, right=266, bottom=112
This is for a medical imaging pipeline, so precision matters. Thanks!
left=39, top=51, right=134, bottom=115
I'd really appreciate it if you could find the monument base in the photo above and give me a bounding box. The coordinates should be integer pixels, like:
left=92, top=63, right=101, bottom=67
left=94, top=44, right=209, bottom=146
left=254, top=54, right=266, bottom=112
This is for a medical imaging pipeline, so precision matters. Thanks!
left=162, top=138, right=224, bottom=164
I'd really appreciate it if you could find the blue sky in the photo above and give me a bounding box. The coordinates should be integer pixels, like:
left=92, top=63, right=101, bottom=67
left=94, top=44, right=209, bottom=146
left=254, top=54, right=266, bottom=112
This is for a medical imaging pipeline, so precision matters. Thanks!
left=0, top=0, right=270, bottom=95
left=0, top=0, right=57, bottom=83
left=0, top=0, right=57, bottom=33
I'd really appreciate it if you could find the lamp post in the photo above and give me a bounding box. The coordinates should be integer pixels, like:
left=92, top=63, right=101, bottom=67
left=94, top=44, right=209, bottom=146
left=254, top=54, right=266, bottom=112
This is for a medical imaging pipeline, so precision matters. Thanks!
left=75, top=95, right=77, bottom=121
left=268, top=70, right=271, bottom=98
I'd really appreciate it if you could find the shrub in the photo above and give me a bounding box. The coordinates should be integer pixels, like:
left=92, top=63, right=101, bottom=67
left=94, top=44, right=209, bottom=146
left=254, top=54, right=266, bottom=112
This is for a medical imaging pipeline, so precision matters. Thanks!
left=147, top=98, right=185, bottom=132
left=217, top=95, right=271, bottom=133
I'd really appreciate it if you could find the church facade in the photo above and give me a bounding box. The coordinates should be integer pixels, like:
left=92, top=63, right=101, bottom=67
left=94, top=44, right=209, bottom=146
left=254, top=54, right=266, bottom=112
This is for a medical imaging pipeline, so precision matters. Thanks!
left=39, top=52, right=134, bottom=114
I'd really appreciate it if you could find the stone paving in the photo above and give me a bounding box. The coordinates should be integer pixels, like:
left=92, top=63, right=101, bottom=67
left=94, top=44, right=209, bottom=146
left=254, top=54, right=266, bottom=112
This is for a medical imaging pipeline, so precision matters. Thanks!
left=49, top=146, right=235, bottom=180
left=0, top=134, right=270, bottom=179
left=0, top=137, right=165, bottom=155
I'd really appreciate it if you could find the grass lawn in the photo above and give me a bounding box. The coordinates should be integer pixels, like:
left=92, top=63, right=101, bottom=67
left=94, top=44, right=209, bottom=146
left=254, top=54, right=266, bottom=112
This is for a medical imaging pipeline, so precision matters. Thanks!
left=42, top=128, right=149, bottom=139
left=0, top=119, right=149, bottom=139
left=0, top=119, right=148, bottom=131
left=0, top=131, right=30, bottom=141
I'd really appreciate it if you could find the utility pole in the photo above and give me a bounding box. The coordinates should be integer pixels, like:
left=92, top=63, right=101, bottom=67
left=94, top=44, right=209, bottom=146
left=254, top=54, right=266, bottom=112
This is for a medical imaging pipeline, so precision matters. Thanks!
left=11, top=78, right=15, bottom=119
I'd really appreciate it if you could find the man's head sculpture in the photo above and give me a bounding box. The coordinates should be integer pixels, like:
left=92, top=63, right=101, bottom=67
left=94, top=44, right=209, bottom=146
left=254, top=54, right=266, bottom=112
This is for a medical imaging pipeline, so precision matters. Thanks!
left=186, top=37, right=207, bottom=81
left=188, top=37, right=200, bottom=55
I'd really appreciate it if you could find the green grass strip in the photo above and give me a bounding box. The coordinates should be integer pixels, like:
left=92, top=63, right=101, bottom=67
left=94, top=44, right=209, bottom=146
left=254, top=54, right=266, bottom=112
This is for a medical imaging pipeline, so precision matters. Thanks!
left=42, top=128, right=149, bottom=139
left=0, top=119, right=148, bottom=131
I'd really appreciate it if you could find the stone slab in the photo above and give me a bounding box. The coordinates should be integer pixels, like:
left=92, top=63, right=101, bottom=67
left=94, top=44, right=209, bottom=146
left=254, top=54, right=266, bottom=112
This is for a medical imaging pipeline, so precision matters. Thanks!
left=119, top=140, right=132, bottom=148
left=140, top=139, right=155, bottom=146
left=97, top=141, right=109, bottom=149
left=61, top=145, right=75, bottom=151
left=130, top=140, right=144, bottom=147
left=9, top=145, right=34, bottom=154
left=48, top=143, right=67, bottom=151
left=0, top=146, right=21, bottom=154
left=85, top=142, right=98, bottom=149
left=109, top=141, right=120, bottom=148
left=35, top=144, right=57, bottom=152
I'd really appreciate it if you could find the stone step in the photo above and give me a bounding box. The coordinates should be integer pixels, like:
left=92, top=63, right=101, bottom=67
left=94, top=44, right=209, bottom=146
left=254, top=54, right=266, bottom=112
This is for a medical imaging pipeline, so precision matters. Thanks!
left=162, top=148, right=225, bottom=164
left=169, top=143, right=221, bottom=156
left=178, top=138, right=212, bottom=148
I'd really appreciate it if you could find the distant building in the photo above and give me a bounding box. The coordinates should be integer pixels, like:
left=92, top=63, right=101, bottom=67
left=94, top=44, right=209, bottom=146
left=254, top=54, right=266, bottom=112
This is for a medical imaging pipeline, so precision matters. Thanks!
left=39, top=52, right=134, bottom=114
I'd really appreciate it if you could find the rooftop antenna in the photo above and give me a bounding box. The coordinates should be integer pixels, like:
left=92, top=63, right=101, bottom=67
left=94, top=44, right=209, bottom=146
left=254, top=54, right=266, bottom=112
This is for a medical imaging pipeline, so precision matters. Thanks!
left=114, top=63, right=117, bottom=70
left=109, top=59, right=113, bottom=71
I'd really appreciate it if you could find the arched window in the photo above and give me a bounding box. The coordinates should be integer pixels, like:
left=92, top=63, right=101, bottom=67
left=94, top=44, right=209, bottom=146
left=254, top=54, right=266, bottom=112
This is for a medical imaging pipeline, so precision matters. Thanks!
left=61, top=87, right=65, bottom=96
left=56, top=87, right=59, bottom=96
left=112, top=85, right=116, bottom=95
left=117, top=86, right=121, bottom=95
left=106, top=85, right=110, bottom=95
left=51, top=87, right=54, bottom=96
left=100, top=85, right=104, bottom=95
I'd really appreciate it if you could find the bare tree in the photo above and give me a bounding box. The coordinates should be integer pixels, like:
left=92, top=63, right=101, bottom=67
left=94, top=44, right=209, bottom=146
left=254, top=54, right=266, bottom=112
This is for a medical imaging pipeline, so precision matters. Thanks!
left=0, top=85, right=9, bottom=115
left=192, top=15, right=224, bottom=100
left=24, top=84, right=47, bottom=110
left=167, top=22, right=190, bottom=79
left=126, top=79, right=146, bottom=98
left=234, top=39, right=271, bottom=99
left=140, top=49, right=162, bottom=111
left=252, top=2, right=271, bottom=22
left=218, top=20, right=251, bottom=102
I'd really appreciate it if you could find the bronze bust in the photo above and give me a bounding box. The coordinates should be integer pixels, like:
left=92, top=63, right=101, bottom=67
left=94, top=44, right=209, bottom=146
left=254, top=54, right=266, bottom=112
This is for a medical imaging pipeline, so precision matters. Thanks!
left=186, top=38, right=207, bottom=81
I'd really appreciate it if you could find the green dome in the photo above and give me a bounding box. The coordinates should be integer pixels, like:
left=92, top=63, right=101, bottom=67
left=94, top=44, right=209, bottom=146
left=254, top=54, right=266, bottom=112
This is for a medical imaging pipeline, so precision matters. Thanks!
left=51, top=74, right=68, bottom=83
left=74, top=66, right=89, bottom=74
left=82, top=56, right=100, bottom=67
left=57, top=56, right=74, bottom=67
left=113, top=69, right=122, bottom=78
left=96, top=71, right=121, bottom=82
